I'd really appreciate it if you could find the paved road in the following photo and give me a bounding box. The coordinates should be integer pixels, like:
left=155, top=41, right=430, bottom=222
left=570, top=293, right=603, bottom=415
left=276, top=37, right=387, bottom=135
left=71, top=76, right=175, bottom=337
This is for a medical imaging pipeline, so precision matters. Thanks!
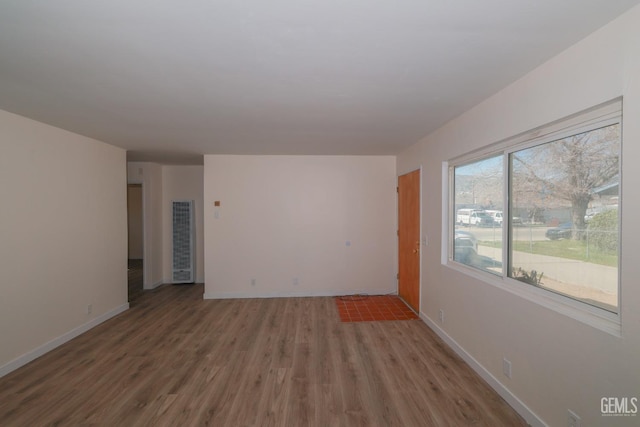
left=460, top=224, right=618, bottom=289
left=457, top=224, right=550, bottom=242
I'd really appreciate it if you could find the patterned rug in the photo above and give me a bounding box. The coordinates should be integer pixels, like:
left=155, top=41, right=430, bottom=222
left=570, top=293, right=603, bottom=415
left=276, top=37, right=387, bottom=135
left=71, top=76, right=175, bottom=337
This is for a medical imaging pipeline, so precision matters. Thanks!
left=335, top=295, right=419, bottom=322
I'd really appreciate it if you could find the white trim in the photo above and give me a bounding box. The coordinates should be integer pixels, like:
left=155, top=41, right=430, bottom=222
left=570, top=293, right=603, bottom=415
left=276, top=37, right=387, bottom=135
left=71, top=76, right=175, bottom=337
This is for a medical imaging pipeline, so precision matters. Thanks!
left=419, top=311, right=548, bottom=427
left=418, top=165, right=423, bottom=314
left=203, top=288, right=397, bottom=300
left=0, top=303, right=129, bottom=378
left=140, top=182, right=151, bottom=290
left=444, top=98, right=623, bottom=334
left=442, top=162, right=451, bottom=264
left=149, top=279, right=164, bottom=290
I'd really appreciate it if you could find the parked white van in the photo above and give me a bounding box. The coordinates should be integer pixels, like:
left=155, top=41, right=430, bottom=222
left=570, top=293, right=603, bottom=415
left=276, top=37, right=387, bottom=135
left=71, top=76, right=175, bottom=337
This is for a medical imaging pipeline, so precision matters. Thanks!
left=456, top=209, right=473, bottom=225
left=456, top=209, right=495, bottom=226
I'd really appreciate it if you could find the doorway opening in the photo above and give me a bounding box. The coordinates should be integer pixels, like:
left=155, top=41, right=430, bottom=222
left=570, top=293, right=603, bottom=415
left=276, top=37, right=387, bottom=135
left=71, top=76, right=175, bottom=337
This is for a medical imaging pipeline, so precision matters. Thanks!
left=127, top=184, right=144, bottom=301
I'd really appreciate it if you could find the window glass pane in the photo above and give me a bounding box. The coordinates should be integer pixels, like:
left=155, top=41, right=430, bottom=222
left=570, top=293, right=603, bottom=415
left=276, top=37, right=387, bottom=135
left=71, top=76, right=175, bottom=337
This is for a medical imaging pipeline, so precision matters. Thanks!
left=453, top=155, right=503, bottom=274
left=509, top=124, right=620, bottom=313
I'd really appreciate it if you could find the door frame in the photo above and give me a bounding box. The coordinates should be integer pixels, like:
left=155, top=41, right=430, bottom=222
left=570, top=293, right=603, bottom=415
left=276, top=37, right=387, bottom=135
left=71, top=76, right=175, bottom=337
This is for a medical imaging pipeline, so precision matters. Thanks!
left=127, top=183, right=145, bottom=285
left=127, top=184, right=144, bottom=261
left=397, top=166, right=422, bottom=313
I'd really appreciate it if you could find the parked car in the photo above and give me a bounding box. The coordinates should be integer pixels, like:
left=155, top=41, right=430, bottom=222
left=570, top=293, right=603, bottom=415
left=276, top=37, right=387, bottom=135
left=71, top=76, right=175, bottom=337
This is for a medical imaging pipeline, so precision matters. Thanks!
left=455, top=229, right=478, bottom=251
left=545, top=222, right=572, bottom=240
left=486, top=210, right=503, bottom=225
left=454, top=229, right=478, bottom=263
left=456, top=208, right=475, bottom=225
left=473, top=211, right=496, bottom=227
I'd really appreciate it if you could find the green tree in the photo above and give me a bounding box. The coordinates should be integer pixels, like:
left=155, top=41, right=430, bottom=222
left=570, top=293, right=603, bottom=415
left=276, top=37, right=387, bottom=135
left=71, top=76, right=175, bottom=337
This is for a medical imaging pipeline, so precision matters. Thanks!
left=588, top=209, right=618, bottom=252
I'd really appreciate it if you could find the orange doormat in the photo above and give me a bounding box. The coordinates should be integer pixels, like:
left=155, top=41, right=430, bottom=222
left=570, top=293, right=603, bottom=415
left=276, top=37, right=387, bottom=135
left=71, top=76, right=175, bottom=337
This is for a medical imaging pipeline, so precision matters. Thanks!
left=335, top=295, right=419, bottom=322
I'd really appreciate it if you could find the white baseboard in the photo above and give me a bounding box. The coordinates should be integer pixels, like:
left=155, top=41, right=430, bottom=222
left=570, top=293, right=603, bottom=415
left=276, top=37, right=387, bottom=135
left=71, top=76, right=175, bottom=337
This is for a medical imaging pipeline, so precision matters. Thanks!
left=419, top=312, right=546, bottom=427
left=0, top=303, right=129, bottom=378
left=203, top=288, right=397, bottom=300
left=145, top=280, right=164, bottom=290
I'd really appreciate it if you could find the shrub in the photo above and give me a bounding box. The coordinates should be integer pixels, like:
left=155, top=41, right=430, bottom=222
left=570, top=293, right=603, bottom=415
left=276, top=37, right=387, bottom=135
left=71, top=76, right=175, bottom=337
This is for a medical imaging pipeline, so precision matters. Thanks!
left=588, top=209, right=618, bottom=252
left=512, top=268, right=544, bottom=286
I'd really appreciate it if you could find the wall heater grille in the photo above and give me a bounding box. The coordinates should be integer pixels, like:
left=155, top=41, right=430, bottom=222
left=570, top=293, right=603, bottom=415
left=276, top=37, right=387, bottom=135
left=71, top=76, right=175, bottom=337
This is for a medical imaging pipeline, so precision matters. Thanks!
left=172, top=200, right=195, bottom=283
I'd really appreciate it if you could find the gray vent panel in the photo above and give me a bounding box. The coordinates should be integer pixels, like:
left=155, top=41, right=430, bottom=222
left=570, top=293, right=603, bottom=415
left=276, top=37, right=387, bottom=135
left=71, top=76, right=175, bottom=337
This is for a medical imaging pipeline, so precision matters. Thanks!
left=172, top=201, right=194, bottom=283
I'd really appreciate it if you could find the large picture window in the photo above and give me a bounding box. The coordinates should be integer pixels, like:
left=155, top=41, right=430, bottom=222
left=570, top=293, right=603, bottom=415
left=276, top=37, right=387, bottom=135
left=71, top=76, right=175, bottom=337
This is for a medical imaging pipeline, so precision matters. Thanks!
left=449, top=100, right=621, bottom=319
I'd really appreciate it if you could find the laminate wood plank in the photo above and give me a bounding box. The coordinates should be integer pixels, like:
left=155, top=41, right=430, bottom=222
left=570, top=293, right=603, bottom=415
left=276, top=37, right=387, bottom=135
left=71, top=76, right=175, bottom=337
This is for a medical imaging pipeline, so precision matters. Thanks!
left=313, top=382, right=345, bottom=427
left=356, top=321, right=446, bottom=426
left=225, top=303, right=283, bottom=426
left=254, top=367, right=292, bottom=427
left=292, top=298, right=310, bottom=344
left=330, top=323, right=374, bottom=426
left=311, top=297, right=335, bottom=386
left=271, top=298, right=297, bottom=369
left=0, top=284, right=527, bottom=426
left=351, top=323, right=409, bottom=426
left=286, top=342, right=316, bottom=425
left=382, top=319, right=521, bottom=426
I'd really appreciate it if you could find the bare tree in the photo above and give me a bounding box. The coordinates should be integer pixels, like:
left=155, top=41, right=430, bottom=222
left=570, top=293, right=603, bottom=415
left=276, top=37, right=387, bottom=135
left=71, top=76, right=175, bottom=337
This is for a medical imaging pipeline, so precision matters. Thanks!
left=455, top=155, right=503, bottom=209
left=512, top=124, right=619, bottom=239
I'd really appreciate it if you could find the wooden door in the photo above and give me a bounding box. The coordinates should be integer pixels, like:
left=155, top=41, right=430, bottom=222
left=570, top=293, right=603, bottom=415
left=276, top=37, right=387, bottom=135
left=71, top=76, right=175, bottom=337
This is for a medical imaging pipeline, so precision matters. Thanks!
left=398, top=169, right=420, bottom=312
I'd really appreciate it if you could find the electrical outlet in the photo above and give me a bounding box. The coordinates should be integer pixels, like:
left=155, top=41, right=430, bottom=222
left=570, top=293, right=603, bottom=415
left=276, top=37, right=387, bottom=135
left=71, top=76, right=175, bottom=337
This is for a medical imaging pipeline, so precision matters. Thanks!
left=567, top=409, right=580, bottom=427
left=293, top=278, right=299, bottom=286
left=438, top=309, right=444, bottom=323
left=86, top=304, right=92, bottom=315
left=502, top=358, right=512, bottom=379
left=251, top=279, right=256, bottom=286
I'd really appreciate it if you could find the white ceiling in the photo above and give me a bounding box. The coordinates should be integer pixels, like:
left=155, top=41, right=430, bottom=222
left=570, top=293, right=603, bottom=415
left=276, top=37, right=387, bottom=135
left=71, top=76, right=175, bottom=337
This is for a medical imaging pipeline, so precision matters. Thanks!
left=1, top=1, right=639, bottom=164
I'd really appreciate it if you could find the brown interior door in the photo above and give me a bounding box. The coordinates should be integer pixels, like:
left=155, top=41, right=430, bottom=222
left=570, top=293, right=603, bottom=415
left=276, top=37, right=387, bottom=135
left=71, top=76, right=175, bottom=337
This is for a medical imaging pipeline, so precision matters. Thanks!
left=398, top=169, right=420, bottom=312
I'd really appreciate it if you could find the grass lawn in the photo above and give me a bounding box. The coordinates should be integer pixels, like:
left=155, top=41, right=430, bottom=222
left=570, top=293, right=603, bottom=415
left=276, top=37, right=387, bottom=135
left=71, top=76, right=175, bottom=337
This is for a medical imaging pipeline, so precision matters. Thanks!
left=480, top=239, right=618, bottom=267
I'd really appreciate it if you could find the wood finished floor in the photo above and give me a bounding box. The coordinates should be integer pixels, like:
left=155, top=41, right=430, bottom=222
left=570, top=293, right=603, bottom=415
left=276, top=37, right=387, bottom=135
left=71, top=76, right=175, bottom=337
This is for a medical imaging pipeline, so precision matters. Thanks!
left=0, top=285, right=526, bottom=426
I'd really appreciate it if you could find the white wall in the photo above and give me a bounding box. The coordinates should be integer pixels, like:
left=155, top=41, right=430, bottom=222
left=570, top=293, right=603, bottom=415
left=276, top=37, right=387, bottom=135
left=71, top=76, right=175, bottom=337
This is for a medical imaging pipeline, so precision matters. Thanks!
left=204, top=155, right=396, bottom=298
left=127, top=162, right=163, bottom=289
left=397, top=6, right=640, bottom=426
left=162, top=165, right=204, bottom=283
left=0, top=110, right=128, bottom=376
